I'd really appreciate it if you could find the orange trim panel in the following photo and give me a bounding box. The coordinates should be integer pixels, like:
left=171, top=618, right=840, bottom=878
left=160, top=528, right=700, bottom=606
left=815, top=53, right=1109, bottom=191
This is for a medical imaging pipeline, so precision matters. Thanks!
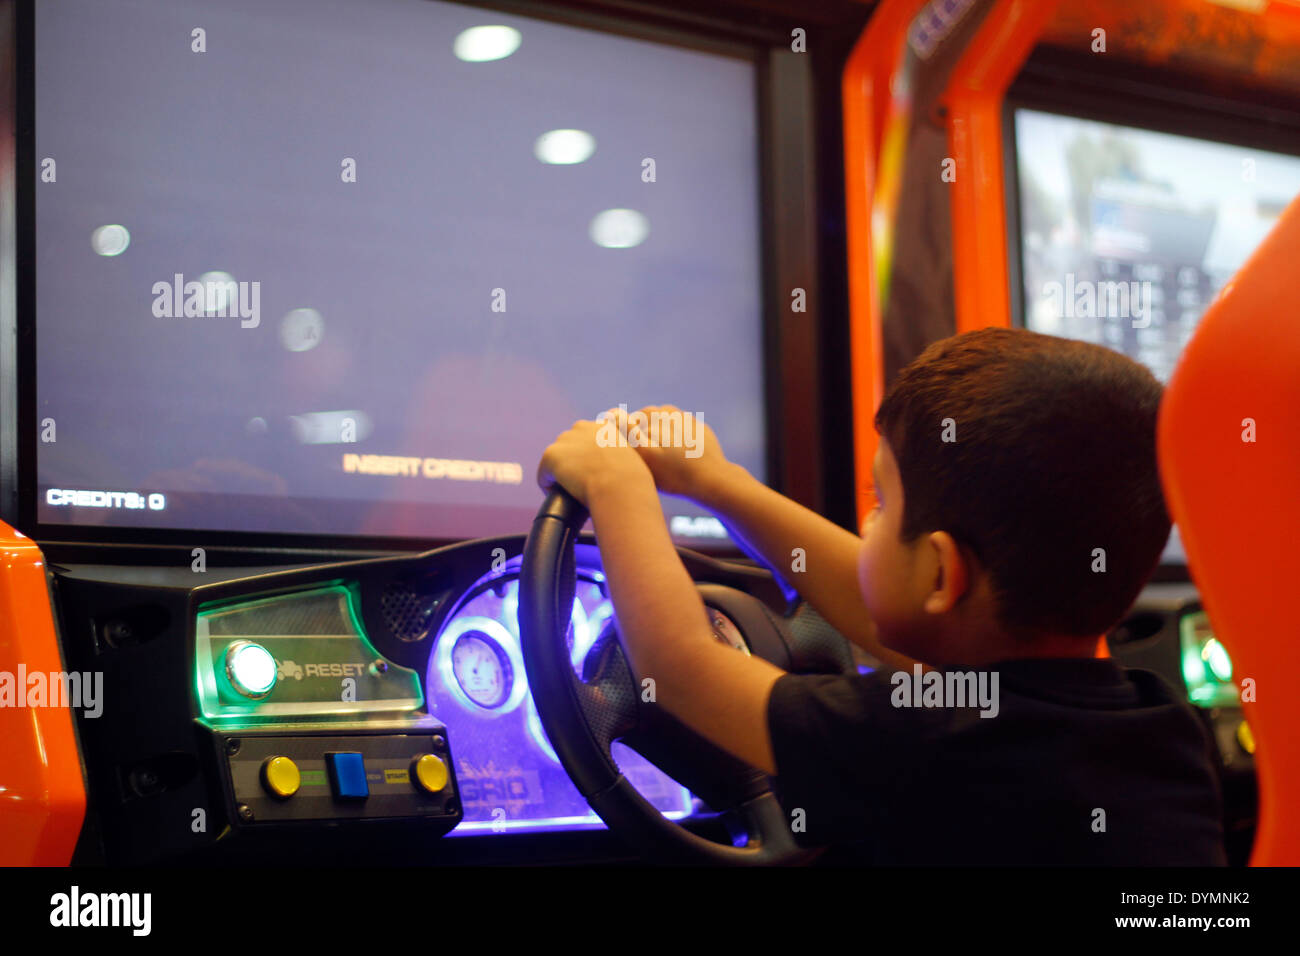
left=0, top=522, right=86, bottom=865
left=842, top=0, right=929, bottom=526
left=945, top=0, right=1058, bottom=334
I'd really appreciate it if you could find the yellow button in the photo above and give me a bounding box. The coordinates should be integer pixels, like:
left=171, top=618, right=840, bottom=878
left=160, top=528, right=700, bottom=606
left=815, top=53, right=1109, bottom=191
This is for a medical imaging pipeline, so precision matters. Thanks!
left=1236, top=720, right=1255, bottom=755
left=261, top=756, right=301, bottom=798
left=412, top=753, right=448, bottom=793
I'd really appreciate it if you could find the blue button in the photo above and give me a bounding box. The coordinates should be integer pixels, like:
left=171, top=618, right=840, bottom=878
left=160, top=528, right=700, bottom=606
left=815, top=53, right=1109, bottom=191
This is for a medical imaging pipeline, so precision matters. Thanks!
left=325, top=752, right=369, bottom=799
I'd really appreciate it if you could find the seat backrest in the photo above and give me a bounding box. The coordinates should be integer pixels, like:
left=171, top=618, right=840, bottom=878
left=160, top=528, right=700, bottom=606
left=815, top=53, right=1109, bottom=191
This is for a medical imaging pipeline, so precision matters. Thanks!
left=1157, top=195, right=1300, bottom=866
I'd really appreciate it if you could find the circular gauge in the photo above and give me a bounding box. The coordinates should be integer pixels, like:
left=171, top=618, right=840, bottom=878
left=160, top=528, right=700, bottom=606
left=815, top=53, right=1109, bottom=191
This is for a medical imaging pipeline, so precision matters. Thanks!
left=434, top=614, right=527, bottom=715
left=452, top=630, right=512, bottom=708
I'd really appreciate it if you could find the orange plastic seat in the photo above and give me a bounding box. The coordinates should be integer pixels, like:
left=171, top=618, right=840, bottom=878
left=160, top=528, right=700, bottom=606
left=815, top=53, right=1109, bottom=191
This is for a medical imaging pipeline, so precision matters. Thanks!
left=1158, top=195, right=1300, bottom=866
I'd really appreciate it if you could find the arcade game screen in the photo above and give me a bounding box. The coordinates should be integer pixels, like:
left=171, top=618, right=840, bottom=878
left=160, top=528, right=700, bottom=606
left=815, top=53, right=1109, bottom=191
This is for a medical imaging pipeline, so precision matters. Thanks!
left=1014, top=108, right=1300, bottom=380
left=33, top=0, right=766, bottom=545
left=1012, top=108, right=1300, bottom=563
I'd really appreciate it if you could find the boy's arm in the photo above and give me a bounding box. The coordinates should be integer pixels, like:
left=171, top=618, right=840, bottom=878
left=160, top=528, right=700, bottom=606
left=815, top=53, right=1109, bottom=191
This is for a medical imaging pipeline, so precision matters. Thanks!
left=626, top=405, right=914, bottom=672
left=694, top=462, right=916, bottom=672
left=586, top=469, right=785, bottom=775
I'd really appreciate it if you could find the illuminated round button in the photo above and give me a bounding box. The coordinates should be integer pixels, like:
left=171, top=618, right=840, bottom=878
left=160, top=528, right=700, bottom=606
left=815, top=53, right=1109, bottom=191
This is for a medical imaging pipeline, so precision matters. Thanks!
left=1236, top=720, right=1255, bottom=755
left=225, top=641, right=277, bottom=699
left=261, top=756, right=301, bottom=798
left=1203, top=638, right=1232, bottom=682
left=412, top=754, right=449, bottom=793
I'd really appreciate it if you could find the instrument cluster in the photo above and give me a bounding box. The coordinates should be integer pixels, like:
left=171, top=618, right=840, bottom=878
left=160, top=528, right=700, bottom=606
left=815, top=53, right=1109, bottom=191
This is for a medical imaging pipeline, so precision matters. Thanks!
left=425, top=561, right=692, bottom=833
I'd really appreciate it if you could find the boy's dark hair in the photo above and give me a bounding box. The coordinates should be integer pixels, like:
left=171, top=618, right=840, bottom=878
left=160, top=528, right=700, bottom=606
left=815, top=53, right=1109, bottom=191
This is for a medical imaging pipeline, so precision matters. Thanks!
left=874, top=327, right=1170, bottom=638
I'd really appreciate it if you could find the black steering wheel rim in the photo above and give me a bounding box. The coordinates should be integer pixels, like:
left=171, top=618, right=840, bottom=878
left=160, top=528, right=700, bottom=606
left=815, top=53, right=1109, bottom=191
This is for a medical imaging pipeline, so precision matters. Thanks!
left=518, top=486, right=814, bottom=865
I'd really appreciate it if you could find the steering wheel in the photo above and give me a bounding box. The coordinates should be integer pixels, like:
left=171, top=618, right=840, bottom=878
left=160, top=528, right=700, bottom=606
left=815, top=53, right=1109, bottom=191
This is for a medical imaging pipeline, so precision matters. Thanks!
left=518, top=487, right=824, bottom=865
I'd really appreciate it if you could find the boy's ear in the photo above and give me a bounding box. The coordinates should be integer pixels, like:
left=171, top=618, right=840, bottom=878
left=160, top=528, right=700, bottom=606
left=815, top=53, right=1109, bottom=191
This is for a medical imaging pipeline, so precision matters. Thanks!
left=922, top=531, right=970, bottom=614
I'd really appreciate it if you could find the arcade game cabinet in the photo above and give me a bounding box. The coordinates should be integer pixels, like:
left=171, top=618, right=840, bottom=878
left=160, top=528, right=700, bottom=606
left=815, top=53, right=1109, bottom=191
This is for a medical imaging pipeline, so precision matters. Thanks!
left=2, top=0, right=1297, bottom=874
left=0, top=0, right=849, bottom=865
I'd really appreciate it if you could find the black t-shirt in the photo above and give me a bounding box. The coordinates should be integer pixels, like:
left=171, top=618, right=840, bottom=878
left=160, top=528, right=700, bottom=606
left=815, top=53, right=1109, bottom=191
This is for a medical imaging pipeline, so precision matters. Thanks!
left=767, top=658, right=1227, bottom=865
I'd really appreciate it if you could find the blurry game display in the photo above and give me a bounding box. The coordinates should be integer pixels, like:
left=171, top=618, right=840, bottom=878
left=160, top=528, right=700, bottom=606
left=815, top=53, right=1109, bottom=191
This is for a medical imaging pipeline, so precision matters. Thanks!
left=34, top=0, right=765, bottom=544
left=1015, top=108, right=1300, bottom=383
left=1014, top=108, right=1300, bottom=564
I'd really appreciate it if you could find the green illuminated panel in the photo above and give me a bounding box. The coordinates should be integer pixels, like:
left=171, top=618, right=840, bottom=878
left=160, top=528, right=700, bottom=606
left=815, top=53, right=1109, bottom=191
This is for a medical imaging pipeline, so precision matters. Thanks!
left=299, top=769, right=327, bottom=787
left=195, top=583, right=422, bottom=724
left=1179, top=610, right=1237, bottom=708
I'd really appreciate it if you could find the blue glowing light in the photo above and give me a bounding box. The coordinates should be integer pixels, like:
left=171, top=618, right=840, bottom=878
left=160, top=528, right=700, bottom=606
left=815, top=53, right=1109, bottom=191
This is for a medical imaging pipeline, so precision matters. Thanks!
left=569, top=597, right=592, bottom=672
left=427, top=568, right=694, bottom=834
left=526, top=694, right=560, bottom=764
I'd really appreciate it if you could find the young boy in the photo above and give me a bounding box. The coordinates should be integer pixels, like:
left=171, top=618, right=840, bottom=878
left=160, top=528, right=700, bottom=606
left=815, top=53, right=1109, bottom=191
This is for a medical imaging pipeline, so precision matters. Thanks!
left=537, top=327, right=1227, bottom=865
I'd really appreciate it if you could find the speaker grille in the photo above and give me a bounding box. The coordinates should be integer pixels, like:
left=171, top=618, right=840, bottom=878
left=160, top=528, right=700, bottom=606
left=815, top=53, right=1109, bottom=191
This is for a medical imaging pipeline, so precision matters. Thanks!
left=381, top=580, right=441, bottom=643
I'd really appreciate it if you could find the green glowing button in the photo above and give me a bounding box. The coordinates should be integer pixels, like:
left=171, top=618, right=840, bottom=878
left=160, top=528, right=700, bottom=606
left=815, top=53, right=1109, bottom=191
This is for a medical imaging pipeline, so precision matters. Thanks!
left=1203, top=638, right=1233, bottom=682
left=225, top=641, right=278, bottom=698
left=1181, top=647, right=1205, bottom=688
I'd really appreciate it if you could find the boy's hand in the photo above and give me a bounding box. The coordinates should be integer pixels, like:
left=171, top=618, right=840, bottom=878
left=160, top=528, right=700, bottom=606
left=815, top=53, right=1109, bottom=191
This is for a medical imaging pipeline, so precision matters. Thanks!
left=537, top=418, right=654, bottom=507
left=612, top=404, right=732, bottom=501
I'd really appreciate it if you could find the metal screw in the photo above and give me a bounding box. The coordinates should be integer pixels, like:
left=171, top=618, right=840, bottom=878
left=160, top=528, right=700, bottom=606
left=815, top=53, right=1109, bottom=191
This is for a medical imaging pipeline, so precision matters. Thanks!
left=432, top=735, right=445, bottom=749
left=237, top=804, right=254, bottom=822
left=226, top=738, right=241, bottom=756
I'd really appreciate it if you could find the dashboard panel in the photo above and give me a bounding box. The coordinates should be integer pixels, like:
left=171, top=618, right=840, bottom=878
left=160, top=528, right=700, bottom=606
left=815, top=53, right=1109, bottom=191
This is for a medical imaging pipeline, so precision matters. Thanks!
left=46, top=535, right=1255, bottom=865
left=48, top=533, right=801, bottom=863
left=426, top=561, right=692, bottom=833
left=185, top=545, right=694, bottom=836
